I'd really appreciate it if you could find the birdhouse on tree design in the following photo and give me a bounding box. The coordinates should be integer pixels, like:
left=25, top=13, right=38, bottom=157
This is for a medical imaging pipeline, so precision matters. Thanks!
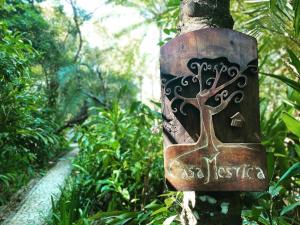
left=160, top=28, right=268, bottom=191
left=230, top=112, right=245, bottom=128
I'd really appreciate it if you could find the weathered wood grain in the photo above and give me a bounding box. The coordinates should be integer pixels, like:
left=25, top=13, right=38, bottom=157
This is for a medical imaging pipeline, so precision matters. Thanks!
left=160, top=28, right=267, bottom=191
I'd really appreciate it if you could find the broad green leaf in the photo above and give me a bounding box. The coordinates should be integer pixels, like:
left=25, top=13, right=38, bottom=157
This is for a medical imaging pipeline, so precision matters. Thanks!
left=35, top=132, right=48, bottom=145
left=263, top=73, right=300, bottom=93
left=295, top=144, right=300, bottom=158
left=101, top=185, right=113, bottom=192
left=116, top=217, right=132, bottom=225
left=258, top=216, right=270, bottom=225
left=242, top=209, right=251, bottom=217
left=167, top=0, right=180, bottom=7
left=242, top=206, right=263, bottom=220
left=144, top=201, right=161, bottom=210
left=287, top=49, right=300, bottom=75
left=277, top=217, right=292, bottom=225
left=89, top=211, right=130, bottom=220
left=270, top=0, right=277, bottom=13
left=151, top=207, right=168, bottom=216
left=281, top=112, right=300, bottom=137
left=73, top=164, right=89, bottom=175
left=0, top=175, right=10, bottom=186
left=164, top=197, right=175, bottom=207
left=287, top=88, right=300, bottom=109
left=294, top=0, right=300, bottom=36
left=276, top=162, right=300, bottom=186
left=269, top=185, right=282, bottom=197
left=163, top=29, right=170, bottom=35
left=280, top=201, right=300, bottom=216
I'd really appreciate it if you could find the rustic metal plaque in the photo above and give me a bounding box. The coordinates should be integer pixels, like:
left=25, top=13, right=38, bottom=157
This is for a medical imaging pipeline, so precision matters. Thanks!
left=160, top=28, right=268, bottom=191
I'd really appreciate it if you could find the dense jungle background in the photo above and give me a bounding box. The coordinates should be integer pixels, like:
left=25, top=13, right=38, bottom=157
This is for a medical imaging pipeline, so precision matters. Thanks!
left=0, top=0, right=300, bottom=224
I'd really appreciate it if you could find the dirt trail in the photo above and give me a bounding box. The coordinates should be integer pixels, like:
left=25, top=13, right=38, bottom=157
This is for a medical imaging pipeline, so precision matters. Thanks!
left=2, top=144, right=79, bottom=225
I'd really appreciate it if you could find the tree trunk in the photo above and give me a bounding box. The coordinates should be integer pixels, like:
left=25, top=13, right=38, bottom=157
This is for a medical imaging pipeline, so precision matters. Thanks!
left=198, top=105, right=219, bottom=154
left=179, top=1, right=242, bottom=225
left=179, top=0, right=234, bottom=34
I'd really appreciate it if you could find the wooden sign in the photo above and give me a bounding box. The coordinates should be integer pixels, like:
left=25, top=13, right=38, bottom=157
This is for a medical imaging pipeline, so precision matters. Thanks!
left=160, top=28, right=268, bottom=191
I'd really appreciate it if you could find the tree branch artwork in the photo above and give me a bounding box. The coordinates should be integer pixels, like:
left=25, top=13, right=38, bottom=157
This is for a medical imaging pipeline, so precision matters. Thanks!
left=161, top=57, right=266, bottom=190
left=162, top=57, right=254, bottom=152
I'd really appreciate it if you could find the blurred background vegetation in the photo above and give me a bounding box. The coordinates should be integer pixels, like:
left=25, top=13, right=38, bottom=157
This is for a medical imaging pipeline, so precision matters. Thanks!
left=0, top=0, right=299, bottom=224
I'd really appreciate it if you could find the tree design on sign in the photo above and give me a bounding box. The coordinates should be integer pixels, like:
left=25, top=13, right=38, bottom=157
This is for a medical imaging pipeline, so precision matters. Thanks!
left=161, top=57, right=265, bottom=184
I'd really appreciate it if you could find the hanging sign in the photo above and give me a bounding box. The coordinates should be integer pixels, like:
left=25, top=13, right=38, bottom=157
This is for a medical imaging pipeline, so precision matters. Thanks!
left=160, top=28, right=268, bottom=191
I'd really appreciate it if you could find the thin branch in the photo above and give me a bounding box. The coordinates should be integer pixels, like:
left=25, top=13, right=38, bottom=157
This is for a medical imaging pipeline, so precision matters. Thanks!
left=82, top=90, right=108, bottom=108
left=170, top=86, right=198, bottom=115
left=80, top=63, right=108, bottom=104
left=205, top=66, right=245, bottom=99
left=79, top=62, right=93, bottom=73
left=56, top=101, right=88, bottom=133
left=70, top=0, right=83, bottom=63
left=96, top=66, right=108, bottom=102
left=163, top=75, right=185, bottom=95
left=188, top=61, right=210, bottom=92
left=211, top=90, right=244, bottom=115
left=211, top=64, right=226, bottom=89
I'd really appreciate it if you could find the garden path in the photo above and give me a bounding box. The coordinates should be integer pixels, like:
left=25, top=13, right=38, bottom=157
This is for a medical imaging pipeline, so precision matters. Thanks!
left=2, top=144, right=79, bottom=225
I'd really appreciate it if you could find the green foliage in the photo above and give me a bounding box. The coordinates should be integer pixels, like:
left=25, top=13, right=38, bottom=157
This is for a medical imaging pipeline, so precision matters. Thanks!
left=0, top=22, right=67, bottom=205
left=0, top=0, right=65, bottom=69
left=241, top=32, right=299, bottom=225
left=48, top=0, right=300, bottom=224
left=230, top=1, right=300, bottom=223
left=0, top=0, right=299, bottom=224
left=56, top=63, right=138, bottom=121
left=243, top=163, right=300, bottom=224
left=49, top=101, right=181, bottom=224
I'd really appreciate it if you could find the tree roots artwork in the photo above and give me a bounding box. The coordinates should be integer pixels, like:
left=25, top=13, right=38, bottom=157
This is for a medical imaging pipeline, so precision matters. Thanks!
left=161, top=57, right=267, bottom=190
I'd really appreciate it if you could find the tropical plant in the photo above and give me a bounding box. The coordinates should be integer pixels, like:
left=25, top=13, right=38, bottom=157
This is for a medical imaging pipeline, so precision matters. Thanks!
left=0, top=21, right=67, bottom=205
left=49, top=101, right=169, bottom=224
left=1, top=0, right=300, bottom=224
left=230, top=1, right=300, bottom=224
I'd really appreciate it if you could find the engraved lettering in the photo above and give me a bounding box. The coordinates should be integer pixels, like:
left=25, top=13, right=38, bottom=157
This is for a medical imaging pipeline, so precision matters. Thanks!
left=203, top=153, right=219, bottom=184
left=218, top=167, right=226, bottom=178
left=169, top=153, right=266, bottom=184
left=196, top=167, right=205, bottom=179
left=256, top=167, right=266, bottom=180
left=246, top=167, right=254, bottom=179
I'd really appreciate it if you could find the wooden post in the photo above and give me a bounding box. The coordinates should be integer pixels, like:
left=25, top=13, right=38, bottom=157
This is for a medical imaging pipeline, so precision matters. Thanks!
left=160, top=1, right=267, bottom=225
left=180, top=3, right=239, bottom=223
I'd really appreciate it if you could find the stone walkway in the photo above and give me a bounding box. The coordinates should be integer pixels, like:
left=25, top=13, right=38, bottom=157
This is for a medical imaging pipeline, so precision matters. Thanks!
left=2, top=144, right=79, bottom=225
